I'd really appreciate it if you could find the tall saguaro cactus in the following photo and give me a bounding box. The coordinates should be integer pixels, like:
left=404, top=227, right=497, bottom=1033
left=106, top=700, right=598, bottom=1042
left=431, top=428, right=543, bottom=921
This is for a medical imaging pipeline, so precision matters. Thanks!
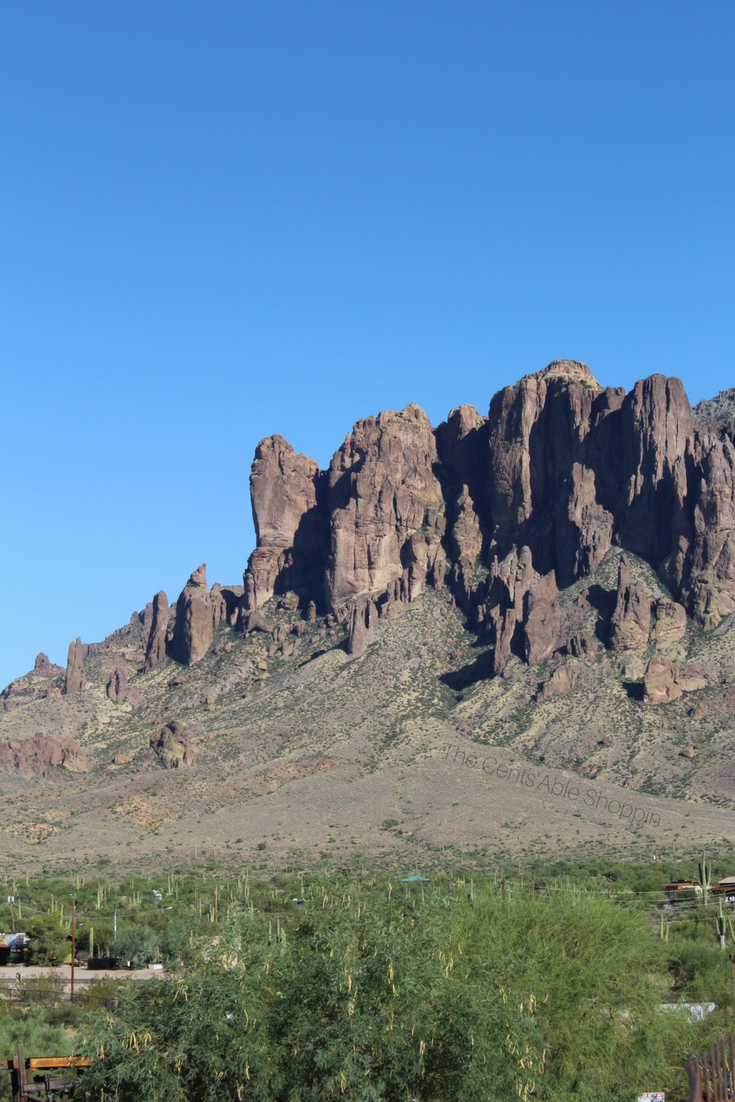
left=697, top=850, right=712, bottom=905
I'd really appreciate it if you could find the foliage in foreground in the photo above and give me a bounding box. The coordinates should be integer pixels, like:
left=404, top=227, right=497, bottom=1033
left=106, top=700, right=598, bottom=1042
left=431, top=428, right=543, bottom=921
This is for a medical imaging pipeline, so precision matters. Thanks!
left=455, top=888, right=718, bottom=1101
left=78, top=889, right=544, bottom=1102
left=71, top=877, right=733, bottom=1102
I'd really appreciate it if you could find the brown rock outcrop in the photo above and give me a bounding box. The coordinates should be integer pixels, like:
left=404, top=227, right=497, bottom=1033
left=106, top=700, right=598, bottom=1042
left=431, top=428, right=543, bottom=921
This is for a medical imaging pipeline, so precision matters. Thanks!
left=143, top=591, right=168, bottom=672
left=243, top=609, right=274, bottom=634
left=63, top=639, right=86, bottom=694
left=209, top=583, right=228, bottom=635
left=534, top=663, right=576, bottom=702
left=106, top=667, right=128, bottom=704
left=169, top=566, right=213, bottom=667
left=609, top=554, right=651, bottom=651
left=244, top=436, right=325, bottom=610
left=524, top=571, right=563, bottom=665
left=33, top=653, right=55, bottom=675
left=346, top=597, right=379, bottom=657
left=1, top=654, right=66, bottom=711
left=651, top=597, right=687, bottom=650
left=0, top=734, right=91, bottom=778
left=325, top=405, right=446, bottom=611
left=642, top=656, right=708, bottom=705
left=483, top=547, right=560, bottom=673
left=150, top=719, right=195, bottom=768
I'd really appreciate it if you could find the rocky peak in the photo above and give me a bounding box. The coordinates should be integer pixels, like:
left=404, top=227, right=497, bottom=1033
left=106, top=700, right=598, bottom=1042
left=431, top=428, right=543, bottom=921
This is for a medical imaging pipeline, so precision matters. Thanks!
left=526, top=359, right=602, bottom=389
left=63, top=639, right=86, bottom=695
left=169, top=565, right=213, bottom=667
left=143, top=591, right=169, bottom=672
left=244, top=435, right=325, bottom=611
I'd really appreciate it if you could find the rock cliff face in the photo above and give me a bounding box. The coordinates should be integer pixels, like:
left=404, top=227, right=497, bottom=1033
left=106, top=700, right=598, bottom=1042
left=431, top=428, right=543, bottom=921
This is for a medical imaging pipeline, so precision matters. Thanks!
left=39, top=361, right=735, bottom=686
left=237, top=361, right=735, bottom=679
left=244, top=436, right=325, bottom=610
left=325, top=405, right=446, bottom=611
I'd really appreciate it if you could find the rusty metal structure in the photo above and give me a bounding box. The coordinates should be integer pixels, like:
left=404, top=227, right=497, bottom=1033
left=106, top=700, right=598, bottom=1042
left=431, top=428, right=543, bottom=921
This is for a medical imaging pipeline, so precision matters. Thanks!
left=685, top=1036, right=735, bottom=1101
left=0, top=1045, right=89, bottom=1102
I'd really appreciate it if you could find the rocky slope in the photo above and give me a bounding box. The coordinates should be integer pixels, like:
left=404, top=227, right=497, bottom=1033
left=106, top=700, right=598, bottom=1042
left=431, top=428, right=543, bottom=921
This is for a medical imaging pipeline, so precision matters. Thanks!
left=3, top=360, right=735, bottom=872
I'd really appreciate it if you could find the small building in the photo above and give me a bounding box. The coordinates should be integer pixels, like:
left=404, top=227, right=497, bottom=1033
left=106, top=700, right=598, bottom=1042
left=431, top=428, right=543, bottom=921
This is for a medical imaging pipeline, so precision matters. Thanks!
left=0, top=933, right=29, bottom=966
left=710, top=876, right=735, bottom=902
left=664, top=880, right=701, bottom=902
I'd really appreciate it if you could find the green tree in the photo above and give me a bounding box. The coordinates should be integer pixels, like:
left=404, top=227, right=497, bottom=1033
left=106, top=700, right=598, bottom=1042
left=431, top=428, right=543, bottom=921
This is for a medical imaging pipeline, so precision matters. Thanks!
left=26, top=915, right=69, bottom=966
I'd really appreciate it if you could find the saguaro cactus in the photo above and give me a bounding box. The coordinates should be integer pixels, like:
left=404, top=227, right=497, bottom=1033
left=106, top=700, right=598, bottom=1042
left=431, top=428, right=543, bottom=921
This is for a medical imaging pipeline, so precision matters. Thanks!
left=697, top=850, right=712, bottom=905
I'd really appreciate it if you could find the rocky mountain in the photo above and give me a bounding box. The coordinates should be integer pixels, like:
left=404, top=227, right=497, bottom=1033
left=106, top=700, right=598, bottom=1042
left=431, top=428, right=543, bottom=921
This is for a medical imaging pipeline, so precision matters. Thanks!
left=3, top=360, right=735, bottom=872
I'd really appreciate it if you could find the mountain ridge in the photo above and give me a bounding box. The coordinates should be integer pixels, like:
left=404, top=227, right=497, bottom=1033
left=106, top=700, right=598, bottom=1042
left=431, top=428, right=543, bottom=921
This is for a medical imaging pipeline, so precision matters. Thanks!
left=3, top=361, right=735, bottom=872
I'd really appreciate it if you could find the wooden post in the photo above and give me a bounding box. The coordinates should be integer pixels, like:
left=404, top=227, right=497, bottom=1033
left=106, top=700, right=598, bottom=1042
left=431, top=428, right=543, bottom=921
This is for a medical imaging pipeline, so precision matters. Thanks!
left=215, top=886, right=218, bottom=925
left=70, top=900, right=75, bottom=1001
left=14, top=1043, right=26, bottom=1102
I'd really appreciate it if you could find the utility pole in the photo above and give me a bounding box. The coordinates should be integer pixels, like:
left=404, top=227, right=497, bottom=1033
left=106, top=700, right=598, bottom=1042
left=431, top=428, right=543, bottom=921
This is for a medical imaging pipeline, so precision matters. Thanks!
left=654, top=853, right=658, bottom=879
left=70, top=899, right=76, bottom=1002
left=9, top=895, right=15, bottom=936
left=502, top=878, right=506, bottom=911
left=215, top=885, right=218, bottom=925
left=113, top=907, right=117, bottom=942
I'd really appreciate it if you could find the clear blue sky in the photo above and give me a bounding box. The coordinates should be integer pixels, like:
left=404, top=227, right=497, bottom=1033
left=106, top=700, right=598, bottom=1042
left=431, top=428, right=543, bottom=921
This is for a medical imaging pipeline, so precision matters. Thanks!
left=2, top=1, right=734, bottom=689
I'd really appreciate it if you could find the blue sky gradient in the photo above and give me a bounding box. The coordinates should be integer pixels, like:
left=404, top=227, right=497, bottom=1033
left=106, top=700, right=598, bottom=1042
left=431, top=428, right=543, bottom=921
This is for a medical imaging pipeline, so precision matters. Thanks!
left=2, top=1, right=734, bottom=687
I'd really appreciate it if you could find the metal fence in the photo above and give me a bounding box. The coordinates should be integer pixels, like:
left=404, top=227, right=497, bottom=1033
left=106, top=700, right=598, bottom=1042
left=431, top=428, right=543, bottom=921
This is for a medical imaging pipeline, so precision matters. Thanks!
left=686, top=1037, right=735, bottom=1101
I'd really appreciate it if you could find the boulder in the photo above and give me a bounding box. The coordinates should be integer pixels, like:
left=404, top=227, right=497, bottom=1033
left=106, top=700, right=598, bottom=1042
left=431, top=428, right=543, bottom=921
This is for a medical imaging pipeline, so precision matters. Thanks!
left=169, top=566, right=213, bottom=666
left=643, top=656, right=681, bottom=704
left=643, top=655, right=708, bottom=704
left=150, top=719, right=195, bottom=769
left=244, top=609, right=274, bottom=634
left=534, top=664, right=576, bottom=702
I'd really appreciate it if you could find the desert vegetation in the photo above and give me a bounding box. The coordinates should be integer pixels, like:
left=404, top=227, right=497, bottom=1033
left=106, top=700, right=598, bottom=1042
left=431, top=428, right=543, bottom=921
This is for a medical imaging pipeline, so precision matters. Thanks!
left=0, top=858, right=732, bottom=1099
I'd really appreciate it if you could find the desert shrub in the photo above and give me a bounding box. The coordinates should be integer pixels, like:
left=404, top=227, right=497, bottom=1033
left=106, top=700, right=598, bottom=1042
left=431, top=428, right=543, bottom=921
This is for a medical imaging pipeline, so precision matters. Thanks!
left=455, top=887, right=714, bottom=1101
left=79, top=892, right=544, bottom=1102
